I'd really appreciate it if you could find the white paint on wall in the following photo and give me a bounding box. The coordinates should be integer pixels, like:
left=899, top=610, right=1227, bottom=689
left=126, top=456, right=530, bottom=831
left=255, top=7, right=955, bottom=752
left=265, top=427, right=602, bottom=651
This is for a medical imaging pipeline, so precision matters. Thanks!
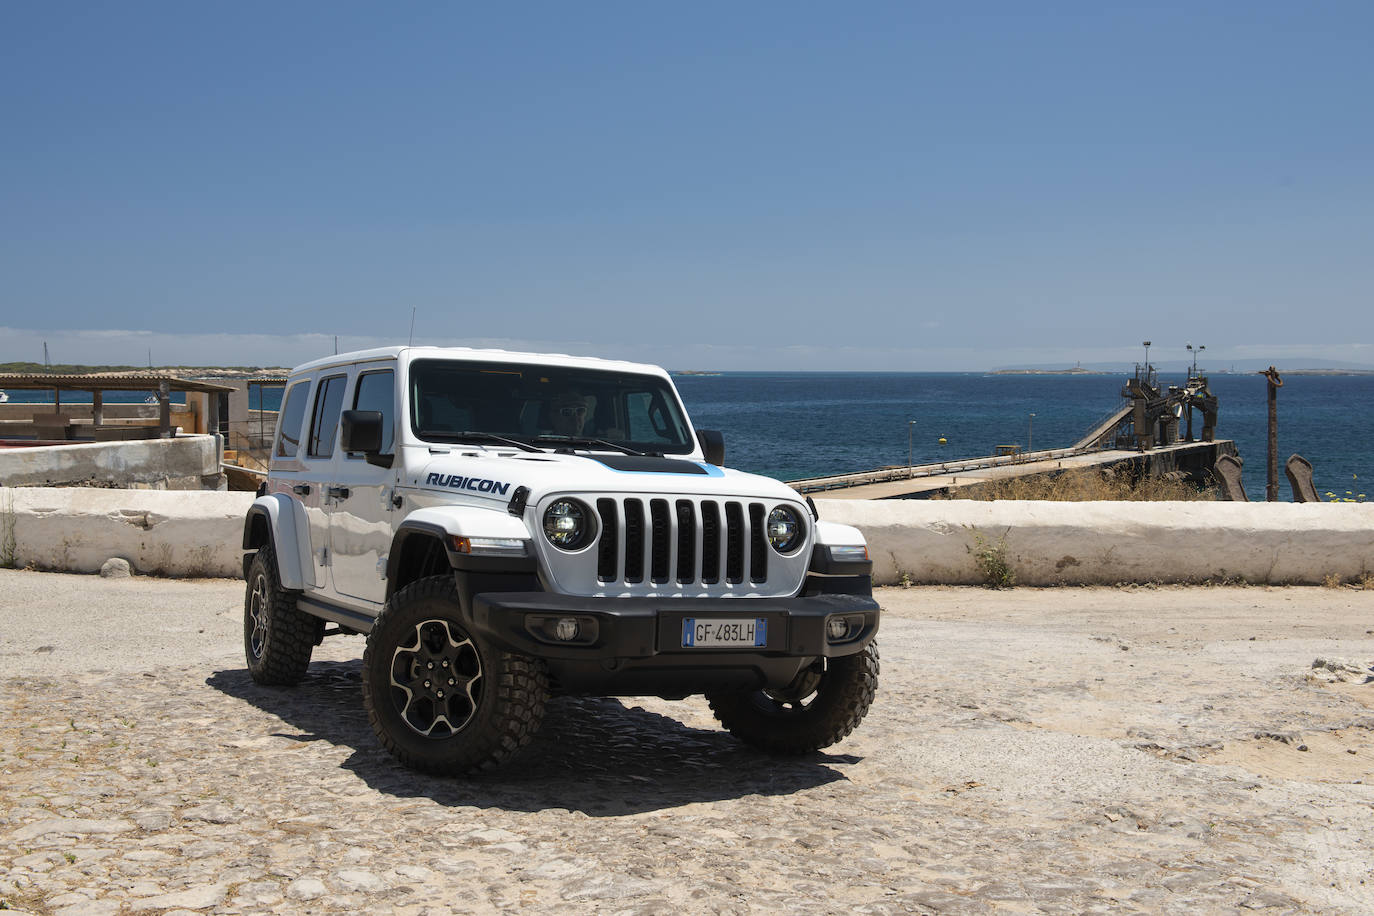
left=3, top=488, right=1371, bottom=585
left=815, top=499, right=1374, bottom=586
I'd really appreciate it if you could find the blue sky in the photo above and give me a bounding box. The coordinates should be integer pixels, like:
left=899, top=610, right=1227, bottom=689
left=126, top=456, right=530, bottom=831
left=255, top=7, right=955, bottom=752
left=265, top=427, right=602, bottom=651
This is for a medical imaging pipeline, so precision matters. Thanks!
left=3, top=2, right=1371, bottom=370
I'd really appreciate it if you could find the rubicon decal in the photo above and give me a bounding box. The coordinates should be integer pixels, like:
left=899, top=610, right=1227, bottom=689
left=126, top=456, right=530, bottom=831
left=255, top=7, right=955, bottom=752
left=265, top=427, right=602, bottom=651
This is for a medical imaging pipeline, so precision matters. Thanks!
left=424, top=473, right=512, bottom=496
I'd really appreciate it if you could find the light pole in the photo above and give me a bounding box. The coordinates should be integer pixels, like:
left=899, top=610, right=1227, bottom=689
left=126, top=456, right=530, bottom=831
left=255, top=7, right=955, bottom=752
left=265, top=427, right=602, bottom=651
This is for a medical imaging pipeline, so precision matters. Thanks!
left=1028, top=413, right=1035, bottom=455
left=907, top=419, right=917, bottom=477
left=1143, top=340, right=1152, bottom=368
left=1187, top=343, right=1205, bottom=376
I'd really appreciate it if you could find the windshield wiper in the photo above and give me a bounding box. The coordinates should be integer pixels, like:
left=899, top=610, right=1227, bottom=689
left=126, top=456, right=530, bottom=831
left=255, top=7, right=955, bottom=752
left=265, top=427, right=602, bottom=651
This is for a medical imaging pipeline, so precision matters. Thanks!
left=418, top=430, right=542, bottom=453
left=531, top=435, right=660, bottom=457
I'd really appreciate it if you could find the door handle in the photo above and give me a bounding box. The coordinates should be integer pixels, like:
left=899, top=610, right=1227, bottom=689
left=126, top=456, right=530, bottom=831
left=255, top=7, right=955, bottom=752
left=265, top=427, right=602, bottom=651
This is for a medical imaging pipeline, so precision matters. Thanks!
left=327, top=486, right=351, bottom=500
left=292, top=484, right=311, bottom=496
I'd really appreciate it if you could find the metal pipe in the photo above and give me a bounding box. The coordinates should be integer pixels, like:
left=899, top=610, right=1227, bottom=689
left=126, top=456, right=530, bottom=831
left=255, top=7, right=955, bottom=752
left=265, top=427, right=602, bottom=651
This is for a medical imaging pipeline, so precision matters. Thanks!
left=1260, top=366, right=1283, bottom=501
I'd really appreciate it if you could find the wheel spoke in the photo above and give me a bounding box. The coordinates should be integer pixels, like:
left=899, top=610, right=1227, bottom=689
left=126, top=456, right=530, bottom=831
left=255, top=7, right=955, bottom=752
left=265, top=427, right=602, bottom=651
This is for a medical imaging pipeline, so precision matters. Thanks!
left=248, top=575, right=268, bottom=657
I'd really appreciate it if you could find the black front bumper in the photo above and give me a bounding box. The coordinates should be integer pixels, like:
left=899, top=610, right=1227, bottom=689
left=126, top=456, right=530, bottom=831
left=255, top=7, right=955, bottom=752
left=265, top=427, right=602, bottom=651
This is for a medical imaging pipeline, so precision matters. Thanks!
left=467, top=590, right=879, bottom=696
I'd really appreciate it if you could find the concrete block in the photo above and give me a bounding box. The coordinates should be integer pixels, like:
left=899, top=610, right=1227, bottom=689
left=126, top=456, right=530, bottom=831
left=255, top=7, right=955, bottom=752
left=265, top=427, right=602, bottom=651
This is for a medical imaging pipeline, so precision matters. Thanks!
left=0, top=435, right=220, bottom=489
left=815, top=499, right=1374, bottom=586
left=3, top=487, right=254, bottom=577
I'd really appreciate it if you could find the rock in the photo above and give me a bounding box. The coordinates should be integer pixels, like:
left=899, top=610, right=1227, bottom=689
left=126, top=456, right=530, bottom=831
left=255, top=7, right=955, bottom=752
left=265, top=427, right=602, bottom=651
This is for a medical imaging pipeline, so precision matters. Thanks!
left=286, top=877, right=327, bottom=900
left=128, top=883, right=228, bottom=911
left=333, top=869, right=385, bottom=893
left=53, top=900, right=122, bottom=916
left=99, top=558, right=132, bottom=578
left=11, top=819, right=135, bottom=842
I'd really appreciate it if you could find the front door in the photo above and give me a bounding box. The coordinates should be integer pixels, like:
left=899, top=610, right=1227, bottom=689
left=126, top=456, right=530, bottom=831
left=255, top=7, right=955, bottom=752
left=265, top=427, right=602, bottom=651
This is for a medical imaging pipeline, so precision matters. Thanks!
left=329, top=366, right=397, bottom=605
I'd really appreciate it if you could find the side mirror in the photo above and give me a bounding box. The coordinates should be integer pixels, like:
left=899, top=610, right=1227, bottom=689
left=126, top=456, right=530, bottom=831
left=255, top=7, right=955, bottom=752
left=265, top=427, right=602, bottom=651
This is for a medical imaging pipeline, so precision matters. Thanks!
left=696, top=429, right=725, bottom=467
left=341, top=410, right=392, bottom=467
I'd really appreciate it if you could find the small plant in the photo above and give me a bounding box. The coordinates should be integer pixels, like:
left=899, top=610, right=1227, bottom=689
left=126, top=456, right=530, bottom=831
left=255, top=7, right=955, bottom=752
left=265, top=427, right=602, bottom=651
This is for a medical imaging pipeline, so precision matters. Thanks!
left=899, top=571, right=913, bottom=588
left=1323, top=573, right=1343, bottom=589
left=1359, top=572, right=1374, bottom=590
left=969, top=529, right=1016, bottom=589
left=62, top=852, right=76, bottom=864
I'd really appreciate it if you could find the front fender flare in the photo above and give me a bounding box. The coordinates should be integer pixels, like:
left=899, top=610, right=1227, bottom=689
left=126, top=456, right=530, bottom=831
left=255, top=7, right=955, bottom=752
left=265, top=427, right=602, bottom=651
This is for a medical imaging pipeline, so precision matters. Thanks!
left=386, top=505, right=536, bottom=584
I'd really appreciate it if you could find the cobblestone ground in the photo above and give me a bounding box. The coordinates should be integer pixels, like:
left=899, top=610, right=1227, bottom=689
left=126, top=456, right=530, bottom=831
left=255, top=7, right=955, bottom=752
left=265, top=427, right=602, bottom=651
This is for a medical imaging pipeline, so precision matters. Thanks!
left=2, top=577, right=1373, bottom=914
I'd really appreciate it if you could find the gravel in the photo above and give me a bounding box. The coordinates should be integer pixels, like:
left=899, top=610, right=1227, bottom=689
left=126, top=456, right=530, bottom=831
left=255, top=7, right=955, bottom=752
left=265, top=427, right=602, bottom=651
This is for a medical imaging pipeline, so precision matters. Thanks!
left=2, top=570, right=1373, bottom=914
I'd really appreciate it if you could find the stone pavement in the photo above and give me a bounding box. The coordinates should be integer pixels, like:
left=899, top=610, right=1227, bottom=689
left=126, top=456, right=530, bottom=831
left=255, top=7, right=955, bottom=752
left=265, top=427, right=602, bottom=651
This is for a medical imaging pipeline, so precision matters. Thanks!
left=2, top=574, right=1373, bottom=914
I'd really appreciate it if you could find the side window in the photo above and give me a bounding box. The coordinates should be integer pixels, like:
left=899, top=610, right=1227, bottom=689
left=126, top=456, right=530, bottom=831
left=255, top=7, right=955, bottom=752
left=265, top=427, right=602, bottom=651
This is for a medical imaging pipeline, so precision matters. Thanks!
left=349, top=369, right=395, bottom=456
left=275, top=381, right=310, bottom=458
left=307, top=374, right=348, bottom=459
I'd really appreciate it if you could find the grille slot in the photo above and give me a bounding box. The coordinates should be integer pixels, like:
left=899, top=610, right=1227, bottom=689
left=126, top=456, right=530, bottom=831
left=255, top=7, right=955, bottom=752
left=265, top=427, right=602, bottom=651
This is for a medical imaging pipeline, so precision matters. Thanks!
left=596, top=498, right=618, bottom=582
left=675, top=500, right=696, bottom=583
left=725, top=501, right=745, bottom=584
left=649, top=499, right=671, bottom=583
left=623, top=499, right=645, bottom=583
left=701, top=501, right=721, bottom=584
left=749, top=502, right=767, bottom=583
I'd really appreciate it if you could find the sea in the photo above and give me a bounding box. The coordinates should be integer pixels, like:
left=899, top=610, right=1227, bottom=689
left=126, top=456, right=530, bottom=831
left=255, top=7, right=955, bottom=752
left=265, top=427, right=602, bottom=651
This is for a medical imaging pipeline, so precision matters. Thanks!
left=5, top=372, right=1369, bottom=503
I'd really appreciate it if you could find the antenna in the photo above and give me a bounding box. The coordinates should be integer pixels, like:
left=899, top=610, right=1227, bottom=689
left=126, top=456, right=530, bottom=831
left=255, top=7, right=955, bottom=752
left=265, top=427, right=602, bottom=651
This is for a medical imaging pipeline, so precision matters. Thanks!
left=409, top=308, right=417, bottom=346
left=44, top=341, right=49, bottom=367
left=334, top=335, right=338, bottom=355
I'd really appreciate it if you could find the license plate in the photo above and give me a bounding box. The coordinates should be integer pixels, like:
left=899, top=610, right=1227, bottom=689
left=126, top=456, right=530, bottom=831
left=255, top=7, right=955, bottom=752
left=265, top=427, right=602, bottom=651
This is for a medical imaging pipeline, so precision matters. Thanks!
left=682, top=617, right=767, bottom=648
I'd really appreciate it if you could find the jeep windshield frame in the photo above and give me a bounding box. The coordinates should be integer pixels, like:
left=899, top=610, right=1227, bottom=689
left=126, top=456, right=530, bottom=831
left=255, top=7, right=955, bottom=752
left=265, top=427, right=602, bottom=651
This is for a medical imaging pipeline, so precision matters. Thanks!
left=408, top=359, right=695, bottom=455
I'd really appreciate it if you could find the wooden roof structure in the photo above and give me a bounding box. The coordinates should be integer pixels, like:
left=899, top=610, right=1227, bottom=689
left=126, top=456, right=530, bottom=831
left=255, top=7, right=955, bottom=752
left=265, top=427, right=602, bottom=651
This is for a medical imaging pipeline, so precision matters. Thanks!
left=0, top=374, right=234, bottom=394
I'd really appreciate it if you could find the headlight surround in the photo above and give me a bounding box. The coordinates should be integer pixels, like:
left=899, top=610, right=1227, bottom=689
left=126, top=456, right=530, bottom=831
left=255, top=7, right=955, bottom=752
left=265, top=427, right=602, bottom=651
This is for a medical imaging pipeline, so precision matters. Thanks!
left=766, top=505, right=804, bottom=554
left=543, top=499, right=592, bottom=551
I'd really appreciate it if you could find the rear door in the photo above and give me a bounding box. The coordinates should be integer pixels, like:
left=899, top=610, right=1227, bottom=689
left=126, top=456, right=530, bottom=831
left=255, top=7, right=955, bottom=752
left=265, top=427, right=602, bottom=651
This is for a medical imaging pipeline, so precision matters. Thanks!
left=267, top=378, right=320, bottom=589
left=302, top=372, right=349, bottom=590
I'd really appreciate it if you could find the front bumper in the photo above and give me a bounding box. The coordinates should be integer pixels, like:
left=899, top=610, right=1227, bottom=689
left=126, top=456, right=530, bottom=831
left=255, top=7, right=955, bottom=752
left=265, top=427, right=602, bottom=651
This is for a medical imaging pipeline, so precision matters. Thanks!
left=468, top=590, right=879, bottom=696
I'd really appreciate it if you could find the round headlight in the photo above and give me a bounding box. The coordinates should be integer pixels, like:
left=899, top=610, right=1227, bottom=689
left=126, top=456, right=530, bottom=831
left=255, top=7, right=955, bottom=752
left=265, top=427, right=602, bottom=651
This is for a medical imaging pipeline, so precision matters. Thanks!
left=767, top=505, right=804, bottom=553
left=543, top=499, right=591, bottom=551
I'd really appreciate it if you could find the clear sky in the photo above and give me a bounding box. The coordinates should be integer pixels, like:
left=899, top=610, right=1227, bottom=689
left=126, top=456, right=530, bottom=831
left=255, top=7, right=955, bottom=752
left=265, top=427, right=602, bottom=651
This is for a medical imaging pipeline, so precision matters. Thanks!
left=3, top=2, right=1371, bottom=370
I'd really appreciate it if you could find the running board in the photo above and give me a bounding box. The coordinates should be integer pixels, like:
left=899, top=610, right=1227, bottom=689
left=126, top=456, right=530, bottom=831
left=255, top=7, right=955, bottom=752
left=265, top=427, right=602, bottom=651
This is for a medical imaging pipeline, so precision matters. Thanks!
left=296, top=595, right=376, bottom=634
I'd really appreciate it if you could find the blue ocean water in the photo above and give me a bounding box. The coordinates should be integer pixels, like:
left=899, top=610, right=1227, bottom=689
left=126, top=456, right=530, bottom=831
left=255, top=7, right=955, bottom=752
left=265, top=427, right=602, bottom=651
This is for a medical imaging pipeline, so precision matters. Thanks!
left=5, top=372, right=1368, bottom=502
left=673, top=372, right=1374, bottom=503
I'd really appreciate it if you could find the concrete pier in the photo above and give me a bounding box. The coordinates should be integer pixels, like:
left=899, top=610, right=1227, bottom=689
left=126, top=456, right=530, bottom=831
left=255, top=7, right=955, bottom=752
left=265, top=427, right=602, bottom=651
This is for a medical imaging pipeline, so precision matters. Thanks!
left=789, top=439, right=1237, bottom=499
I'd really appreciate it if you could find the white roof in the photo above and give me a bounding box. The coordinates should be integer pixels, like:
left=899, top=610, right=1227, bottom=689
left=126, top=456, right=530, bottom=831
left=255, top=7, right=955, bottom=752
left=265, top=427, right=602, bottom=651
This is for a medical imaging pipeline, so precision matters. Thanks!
left=287, top=346, right=671, bottom=379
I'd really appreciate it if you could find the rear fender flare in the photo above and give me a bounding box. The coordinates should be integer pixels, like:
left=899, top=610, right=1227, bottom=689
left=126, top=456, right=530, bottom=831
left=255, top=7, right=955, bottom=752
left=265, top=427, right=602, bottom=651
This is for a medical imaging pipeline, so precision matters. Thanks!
left=243, top=493, right=313, bottom=591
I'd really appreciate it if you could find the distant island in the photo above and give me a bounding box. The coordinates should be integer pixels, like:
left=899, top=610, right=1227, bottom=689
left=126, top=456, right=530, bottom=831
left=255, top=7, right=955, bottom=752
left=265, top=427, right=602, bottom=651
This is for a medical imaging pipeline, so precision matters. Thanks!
left=0, top=362, right=289, bottom=379
left=989, top=367, right=1105, bottom=376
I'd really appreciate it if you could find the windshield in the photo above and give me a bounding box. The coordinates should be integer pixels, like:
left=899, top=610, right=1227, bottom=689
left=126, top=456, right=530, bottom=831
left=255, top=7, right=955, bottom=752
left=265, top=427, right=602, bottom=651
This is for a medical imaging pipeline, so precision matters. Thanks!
left=409, top=359, right=694, bottom=454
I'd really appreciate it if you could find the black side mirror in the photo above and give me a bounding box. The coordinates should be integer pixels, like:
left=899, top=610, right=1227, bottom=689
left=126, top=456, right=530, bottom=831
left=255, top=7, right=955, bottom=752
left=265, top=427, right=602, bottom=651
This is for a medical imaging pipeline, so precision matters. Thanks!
left=696, top=429, right=725, bottom=467
left=341, top=410, right=392, bottom=467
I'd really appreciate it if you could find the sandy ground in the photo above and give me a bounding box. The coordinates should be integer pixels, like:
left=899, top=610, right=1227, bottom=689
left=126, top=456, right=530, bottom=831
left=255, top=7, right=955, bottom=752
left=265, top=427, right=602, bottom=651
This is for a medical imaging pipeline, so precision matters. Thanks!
left=2, top=570, right=1373, bottom=913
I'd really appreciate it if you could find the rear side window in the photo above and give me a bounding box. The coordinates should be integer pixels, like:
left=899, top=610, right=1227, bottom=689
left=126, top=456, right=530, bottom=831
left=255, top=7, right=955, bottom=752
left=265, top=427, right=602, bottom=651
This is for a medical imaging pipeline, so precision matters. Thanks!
left=350, top=369, right=395, bottom=456
left=308, top=374, right=348, bottom=459
left=275, top=381, right=310, bottom=458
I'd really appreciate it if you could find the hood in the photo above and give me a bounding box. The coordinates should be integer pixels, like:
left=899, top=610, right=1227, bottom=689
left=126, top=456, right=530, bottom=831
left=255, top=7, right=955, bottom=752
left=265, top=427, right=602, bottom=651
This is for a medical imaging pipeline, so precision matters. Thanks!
left=404, top=446, right=801, bottom=506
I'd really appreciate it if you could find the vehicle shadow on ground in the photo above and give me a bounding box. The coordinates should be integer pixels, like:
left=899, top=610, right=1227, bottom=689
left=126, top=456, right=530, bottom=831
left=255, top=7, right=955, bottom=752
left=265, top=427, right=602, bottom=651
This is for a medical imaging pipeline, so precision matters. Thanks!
left=207, top=660, right=858, bottom=815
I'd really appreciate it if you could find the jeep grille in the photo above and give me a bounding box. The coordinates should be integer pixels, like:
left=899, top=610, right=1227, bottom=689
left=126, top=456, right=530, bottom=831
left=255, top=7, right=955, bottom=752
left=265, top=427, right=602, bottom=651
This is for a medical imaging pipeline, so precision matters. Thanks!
left=595, top=497, right=769, bottom=588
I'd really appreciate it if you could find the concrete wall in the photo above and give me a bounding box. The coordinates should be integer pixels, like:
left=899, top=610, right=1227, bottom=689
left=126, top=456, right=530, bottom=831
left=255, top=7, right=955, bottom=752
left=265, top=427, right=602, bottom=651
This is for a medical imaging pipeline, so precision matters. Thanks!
left=0, top=435, right=223, bottom=490
left=815, top=498, right=1374, bottom=586
left=2, top=488, right=254, bottom=577
left=3, top=488, right=1371, bottom=584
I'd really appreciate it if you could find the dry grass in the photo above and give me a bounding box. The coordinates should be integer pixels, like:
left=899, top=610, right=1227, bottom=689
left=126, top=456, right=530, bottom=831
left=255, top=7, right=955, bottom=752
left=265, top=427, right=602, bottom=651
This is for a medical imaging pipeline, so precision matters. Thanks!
left=938, top=467, right=1216, bottom=502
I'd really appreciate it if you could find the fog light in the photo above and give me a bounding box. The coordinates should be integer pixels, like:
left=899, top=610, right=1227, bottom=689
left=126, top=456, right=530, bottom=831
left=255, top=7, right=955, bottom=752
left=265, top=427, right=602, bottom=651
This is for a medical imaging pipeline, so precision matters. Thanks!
left=554, top=617, right=580, bottom=642
left=827, top=617, right=849, bottom=640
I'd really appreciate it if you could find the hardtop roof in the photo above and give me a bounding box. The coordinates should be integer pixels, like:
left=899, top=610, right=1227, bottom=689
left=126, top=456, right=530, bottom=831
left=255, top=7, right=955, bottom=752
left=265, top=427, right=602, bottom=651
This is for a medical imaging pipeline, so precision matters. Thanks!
left=287, top=346, right=672, bottom=380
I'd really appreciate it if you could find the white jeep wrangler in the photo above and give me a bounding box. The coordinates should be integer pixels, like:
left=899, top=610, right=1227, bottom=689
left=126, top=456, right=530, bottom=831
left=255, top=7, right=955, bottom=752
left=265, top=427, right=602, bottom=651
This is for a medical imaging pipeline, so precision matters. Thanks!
left=242, top=346, right=879, bottom=775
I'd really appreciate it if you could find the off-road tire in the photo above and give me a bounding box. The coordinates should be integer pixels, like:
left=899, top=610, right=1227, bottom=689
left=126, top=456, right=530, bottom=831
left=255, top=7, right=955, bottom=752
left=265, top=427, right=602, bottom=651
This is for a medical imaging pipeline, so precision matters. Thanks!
left=361, top=575, right=549, bottom=776
left=706, top=641, right=879, bottom=755
left=243, top=545, right=316, bottom=685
